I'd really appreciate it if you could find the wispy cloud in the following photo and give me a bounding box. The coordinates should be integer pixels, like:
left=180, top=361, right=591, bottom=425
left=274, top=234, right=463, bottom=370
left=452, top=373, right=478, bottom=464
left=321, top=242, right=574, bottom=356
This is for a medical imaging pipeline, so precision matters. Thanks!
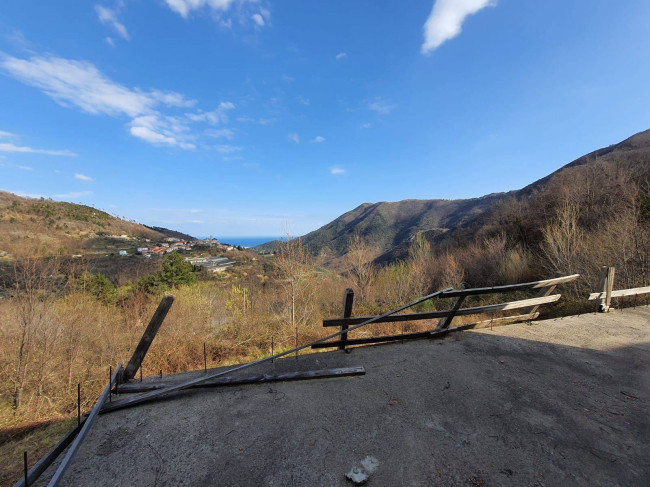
left=95, top=5, right=129, bottom=40
left=282, top=74, right=295, bottom=82
left=311, top=136, right=325, bottom=143
left=330, top=166, right=346, bottom=175
left=0, top=130, right=17, bottom=138
left=105, top=37, right=115, bottom=46
left=186, top=102, right=235, bottom=124
left=421, top=0, right=495, bottom=54
left=0, top=52, right=233, bottom=150
left=368, top=99, right=396, bottom=115
left=0, top=142, right=76, bottom=156
left=74, top=173, right=93, bottom=182
left=164, top=0, right=271, bottom=29
left=335, top=52, right=347, bottom=61
left=288, top=133, right=300, bottom=144
left=360, top=122, right=372, bottom=129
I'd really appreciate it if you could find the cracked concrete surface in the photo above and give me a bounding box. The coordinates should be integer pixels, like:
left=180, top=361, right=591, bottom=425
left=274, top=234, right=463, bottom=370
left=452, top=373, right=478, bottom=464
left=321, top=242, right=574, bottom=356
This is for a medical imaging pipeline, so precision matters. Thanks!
left=37, top=306, right=649, bottom=486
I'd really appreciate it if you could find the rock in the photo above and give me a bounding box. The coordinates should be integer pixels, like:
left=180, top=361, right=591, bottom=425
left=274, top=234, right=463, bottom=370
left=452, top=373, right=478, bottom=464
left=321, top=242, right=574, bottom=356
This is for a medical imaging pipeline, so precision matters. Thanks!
left=345, top=456, right=379, bottom=484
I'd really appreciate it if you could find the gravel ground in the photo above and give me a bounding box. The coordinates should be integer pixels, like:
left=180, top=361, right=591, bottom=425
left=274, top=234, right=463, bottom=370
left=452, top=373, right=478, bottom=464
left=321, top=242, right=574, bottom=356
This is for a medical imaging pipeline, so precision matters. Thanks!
left=37, top=306, right=649, bottom=486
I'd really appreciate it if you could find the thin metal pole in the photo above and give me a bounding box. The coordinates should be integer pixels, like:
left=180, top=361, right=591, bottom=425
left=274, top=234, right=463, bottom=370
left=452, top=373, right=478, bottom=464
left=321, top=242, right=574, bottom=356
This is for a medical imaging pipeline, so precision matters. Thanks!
left=24, top=451, right=28, bottom=487
left=109, top=366, right=112, bottom=403
left=295, top=327, right=298, bottom=360
left=77, top=383, right=80, bottom=426
left=204, top=343, right=207, bottom=374
left=102, top=288, right=452, bottom=413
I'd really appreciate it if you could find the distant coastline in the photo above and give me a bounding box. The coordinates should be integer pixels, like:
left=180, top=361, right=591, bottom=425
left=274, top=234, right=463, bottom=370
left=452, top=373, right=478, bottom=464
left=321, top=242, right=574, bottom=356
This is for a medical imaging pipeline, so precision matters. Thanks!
left=201, top=236, right=280, bottom=248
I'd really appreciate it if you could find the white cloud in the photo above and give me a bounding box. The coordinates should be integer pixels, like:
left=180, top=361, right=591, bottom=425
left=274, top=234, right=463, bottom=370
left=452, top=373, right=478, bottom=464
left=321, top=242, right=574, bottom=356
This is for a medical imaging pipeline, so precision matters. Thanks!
left=186, top=101, right=234, bottom=124
left=164, top=0, right=270, bottom=29
left=330, top=167, right=346, bottom=175
left=421, top=0, right=494, bottom=54
left=288, top=133, right=300, bottom=144
left=0, top=53, right=224, bottom=150
left=360, top=122, right=372, bottom=129
left=0, top=142, right=76, bottom=156
left=74, top=173, right=93, bottom=182
left=105, top=37, right=115, bottom=46
left=296, top=95, right=310, bottom=106
left=0, top=130, right=17, bottom=138
left=251, top=13, right=265, bottom=27
left=95, top=5, right=129, bottom=40
left=215, top=144, right=243, bottom=154
left=18, top=165, right=33, bottom=171
left=335, top=52, right=347, bottom=61
left=282, top=74, right=295, bottom=82
left=368, top=99, right=396, bottom=115
left=311, top=136, right=325, bottom=143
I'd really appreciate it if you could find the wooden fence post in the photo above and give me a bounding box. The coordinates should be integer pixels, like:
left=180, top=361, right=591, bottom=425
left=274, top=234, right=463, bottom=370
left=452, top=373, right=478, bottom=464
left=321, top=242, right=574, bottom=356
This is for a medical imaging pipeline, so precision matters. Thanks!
left=123, top=294, right=174, bottom=382
left=598, top=266, right=615, bottom=312
left=339, top=289, right=354, bottom=350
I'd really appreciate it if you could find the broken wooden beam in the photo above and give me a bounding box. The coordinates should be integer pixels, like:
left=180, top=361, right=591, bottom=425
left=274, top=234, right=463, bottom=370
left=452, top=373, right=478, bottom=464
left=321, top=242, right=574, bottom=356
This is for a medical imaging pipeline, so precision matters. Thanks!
left=103, top=366, right=366, bottom=398
left=123, top=295, right=174, bottom=382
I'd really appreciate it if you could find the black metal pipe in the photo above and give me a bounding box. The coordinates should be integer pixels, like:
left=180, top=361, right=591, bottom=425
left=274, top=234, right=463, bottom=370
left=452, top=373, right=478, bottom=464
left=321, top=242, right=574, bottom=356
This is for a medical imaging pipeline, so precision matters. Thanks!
left=24, top=451, right=28, bottom=487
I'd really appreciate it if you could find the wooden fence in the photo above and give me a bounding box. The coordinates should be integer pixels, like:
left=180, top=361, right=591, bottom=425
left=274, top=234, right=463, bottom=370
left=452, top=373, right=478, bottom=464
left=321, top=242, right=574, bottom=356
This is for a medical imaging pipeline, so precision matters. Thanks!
left=314, top=274, right=580, bottom=350
left=588, top=266, right=650, bottom=312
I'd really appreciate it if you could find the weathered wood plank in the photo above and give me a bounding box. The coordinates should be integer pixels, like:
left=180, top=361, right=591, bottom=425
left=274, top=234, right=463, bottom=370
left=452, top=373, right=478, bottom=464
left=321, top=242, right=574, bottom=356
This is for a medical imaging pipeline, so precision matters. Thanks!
left=436, top=294, right=466, bottom=330
left=102, top=367, right=366, bottom=401
left=324, top=295, right=560, bottom=327
left=588, top=286, right=650, bottom=300
left=47, top=364, right=122, bottom=487
left=340, top=288, right=354, bottom=350
left=123, top=295, right=174, bottom=382
left=313, top=312, right=540, bottom=349
left=438, top=274, right=579, bottom=298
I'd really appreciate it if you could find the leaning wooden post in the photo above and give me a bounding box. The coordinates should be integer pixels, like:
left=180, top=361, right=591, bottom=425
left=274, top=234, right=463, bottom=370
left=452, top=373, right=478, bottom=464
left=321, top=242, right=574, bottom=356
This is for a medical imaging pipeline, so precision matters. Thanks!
left=122, top=294, right=174, bottom=382
left=598, top=267, right=615, bottom=312
left=339, top=289, right=355, bottom=350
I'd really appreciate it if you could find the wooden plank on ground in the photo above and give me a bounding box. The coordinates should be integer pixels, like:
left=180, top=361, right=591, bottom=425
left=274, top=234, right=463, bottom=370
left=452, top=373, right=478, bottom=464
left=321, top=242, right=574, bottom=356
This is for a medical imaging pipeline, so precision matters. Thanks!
left=103, top=366, right=366, bottom=397
left=47, top=364, right=122, bottom=487
left=123, top=295, right=174, bottom=382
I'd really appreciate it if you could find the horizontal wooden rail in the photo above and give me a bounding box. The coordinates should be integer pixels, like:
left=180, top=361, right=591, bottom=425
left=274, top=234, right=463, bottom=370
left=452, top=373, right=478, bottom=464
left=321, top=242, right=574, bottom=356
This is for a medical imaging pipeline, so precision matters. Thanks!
left=438, top=274, right=579, bottom=298
left=324, top=295, right=559, bottom=327
left=588, top=286, right=650, bottom=300
left=314, top=312, right=540, bottom=349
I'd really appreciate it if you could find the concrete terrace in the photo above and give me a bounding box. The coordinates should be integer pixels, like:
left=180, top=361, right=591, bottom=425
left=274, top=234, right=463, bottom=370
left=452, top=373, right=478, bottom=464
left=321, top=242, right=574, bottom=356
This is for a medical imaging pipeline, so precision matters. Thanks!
left=38, top=307, right=649, bottom=486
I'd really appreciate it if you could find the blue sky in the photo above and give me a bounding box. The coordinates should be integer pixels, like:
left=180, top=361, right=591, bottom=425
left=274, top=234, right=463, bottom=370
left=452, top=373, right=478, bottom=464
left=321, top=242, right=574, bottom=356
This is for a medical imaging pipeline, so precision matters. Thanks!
left=1, top=0, right=649, bottom=237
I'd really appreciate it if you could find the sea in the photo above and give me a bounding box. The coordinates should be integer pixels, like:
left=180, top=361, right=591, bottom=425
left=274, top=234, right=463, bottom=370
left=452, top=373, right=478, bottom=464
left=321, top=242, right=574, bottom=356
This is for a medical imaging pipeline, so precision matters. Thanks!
left=201, top=236, right=280, bottom=248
